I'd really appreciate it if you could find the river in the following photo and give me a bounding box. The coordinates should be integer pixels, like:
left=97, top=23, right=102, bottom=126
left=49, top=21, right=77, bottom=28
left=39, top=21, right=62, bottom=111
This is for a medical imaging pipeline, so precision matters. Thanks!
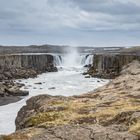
left=0, top=50, right=109, bottom=134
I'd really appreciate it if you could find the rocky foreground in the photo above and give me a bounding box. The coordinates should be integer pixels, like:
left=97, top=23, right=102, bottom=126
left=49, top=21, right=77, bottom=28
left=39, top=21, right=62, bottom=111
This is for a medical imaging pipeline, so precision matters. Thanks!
left=1, top=60, right=140, bottom=140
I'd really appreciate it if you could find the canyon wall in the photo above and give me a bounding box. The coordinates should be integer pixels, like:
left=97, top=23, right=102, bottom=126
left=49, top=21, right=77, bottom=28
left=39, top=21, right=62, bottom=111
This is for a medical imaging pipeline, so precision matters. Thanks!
left=0, top=54, right=57, bottom=80
left=0, top=54, right=55, bottom=71
left=88, top=54, right=140, bottom=78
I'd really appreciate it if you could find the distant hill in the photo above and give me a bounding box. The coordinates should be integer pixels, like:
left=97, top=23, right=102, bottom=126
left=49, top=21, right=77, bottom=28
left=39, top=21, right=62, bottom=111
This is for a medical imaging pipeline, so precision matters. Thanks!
left=0, top=44, right=96, bottom=54
left=121, top=46, right=140, bottom=55
left=0, top=44, right=139, bottom=55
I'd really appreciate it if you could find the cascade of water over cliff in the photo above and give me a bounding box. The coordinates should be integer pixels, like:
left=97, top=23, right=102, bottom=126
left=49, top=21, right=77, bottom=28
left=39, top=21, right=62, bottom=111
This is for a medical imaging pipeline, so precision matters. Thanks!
left=53, top=48, right=93, bottom=67
left=53, top=55, right=62, bottom=66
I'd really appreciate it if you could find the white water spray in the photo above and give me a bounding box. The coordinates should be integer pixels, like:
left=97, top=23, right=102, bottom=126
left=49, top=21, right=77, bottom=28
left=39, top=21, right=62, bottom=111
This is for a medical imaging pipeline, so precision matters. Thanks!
left=62, top=47, right=81, bottom=67
left=53, top=48, right=93, bottom=68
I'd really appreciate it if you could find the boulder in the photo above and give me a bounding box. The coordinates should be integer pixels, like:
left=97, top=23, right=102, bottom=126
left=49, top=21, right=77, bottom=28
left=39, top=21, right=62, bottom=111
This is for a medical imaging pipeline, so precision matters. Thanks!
left=5, top=89, right=29, bottom=96
left=48, top=87, right=56, bottom=90
left=85, top=76, right=90, bottom=78
left=0, top=92, right=5, bottom=97
left=35, top=82, right=42, bottom=85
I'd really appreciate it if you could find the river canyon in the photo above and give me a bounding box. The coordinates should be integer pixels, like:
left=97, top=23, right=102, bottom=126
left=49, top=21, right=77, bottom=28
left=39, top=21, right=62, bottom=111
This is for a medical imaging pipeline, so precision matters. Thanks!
left=0, top=47, right=109, bottom=134
left=0, top=46, right=140, bottom=140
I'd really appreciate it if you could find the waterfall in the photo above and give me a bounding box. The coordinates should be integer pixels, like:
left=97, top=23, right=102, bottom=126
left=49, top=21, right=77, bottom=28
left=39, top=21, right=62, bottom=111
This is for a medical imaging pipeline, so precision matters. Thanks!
left=53, top=55, right=62, bottom=66
left=52, top=48, right=93, bottom=68
left=84, top=55, right=93, bottom=66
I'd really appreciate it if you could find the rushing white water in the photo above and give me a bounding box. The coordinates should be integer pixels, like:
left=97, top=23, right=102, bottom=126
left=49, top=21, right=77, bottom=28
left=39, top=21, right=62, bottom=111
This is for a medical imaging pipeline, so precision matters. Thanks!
left=53, top=55, right=62, bottom=66
left=0, top=49, right=109, bottom=134
left=53, top=50, right=93, bottom=67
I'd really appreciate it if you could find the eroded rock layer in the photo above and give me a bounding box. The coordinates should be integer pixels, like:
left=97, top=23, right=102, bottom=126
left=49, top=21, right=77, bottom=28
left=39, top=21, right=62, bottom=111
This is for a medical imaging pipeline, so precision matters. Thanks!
left=88, top=54, right=140, bottom=79
left=0, top=54, right=57, bottom=80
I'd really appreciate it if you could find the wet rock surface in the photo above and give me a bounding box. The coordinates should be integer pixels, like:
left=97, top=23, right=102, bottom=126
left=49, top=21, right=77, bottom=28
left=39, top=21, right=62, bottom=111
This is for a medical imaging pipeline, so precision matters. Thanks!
left=0, top=81, right=28, bottom=106
left=1, top=60, right=140, bottom=140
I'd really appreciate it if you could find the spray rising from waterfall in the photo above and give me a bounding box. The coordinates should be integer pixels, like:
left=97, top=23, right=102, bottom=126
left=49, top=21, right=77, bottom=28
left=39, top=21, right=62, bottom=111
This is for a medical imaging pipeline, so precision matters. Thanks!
left=62, top=47, right=81, bottom=67
left=53, top=47, right=93, bottom=68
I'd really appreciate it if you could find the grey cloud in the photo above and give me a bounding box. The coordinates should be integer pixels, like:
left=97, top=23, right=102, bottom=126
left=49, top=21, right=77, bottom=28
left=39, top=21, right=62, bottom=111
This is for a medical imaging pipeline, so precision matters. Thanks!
left=70, top=0, right=140, bottom=30
left=72, top=0, right=140, bottom=15
left=0, top=0, right=139, bottom=46
left=0, top=0, right=140, bottom=31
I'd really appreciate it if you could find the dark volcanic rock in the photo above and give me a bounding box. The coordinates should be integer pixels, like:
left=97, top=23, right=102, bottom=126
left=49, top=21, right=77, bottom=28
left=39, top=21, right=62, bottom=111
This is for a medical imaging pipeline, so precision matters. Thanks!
left=48, top=87, right=56, bottom=90
left=5, top=89, right=29, bottom=96
left=0, top=54, right=58, bottom=80
left=0, top=67, right=37, bottom=80
left=87, top=54, right=140, bottom=79
left=0, top=81, right=28, bottom=105
left=85, top=76, right=90, bottom=78
left=84, top=64, right=92, bottom=68
left=0, top=92, right=5, bottom=97
left=35, top=82, right=42, bottom=85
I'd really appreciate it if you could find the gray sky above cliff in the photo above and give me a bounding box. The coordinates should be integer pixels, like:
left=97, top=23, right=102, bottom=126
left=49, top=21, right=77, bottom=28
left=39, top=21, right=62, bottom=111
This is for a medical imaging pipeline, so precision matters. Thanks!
left=0, top=0, right=140, bottom=46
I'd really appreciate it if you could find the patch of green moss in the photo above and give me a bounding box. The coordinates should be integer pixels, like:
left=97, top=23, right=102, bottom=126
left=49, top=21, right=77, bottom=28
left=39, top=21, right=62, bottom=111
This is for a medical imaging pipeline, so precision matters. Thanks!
left=25, top=110, right=73, bottom=128
left=26, top=112, right=62, bottom=127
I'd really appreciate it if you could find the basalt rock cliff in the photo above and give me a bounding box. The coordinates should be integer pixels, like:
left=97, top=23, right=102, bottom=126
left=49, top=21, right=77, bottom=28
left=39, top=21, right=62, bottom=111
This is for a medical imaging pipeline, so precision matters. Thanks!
left=0, top=54, right=57, bottom=80
left=88, top=54, right=140, bottom=79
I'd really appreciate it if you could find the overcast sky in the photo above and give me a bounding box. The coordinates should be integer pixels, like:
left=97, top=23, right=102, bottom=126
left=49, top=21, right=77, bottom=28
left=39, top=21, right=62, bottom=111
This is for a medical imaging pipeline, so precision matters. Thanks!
left=0, top=0, right=140, bottom=47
